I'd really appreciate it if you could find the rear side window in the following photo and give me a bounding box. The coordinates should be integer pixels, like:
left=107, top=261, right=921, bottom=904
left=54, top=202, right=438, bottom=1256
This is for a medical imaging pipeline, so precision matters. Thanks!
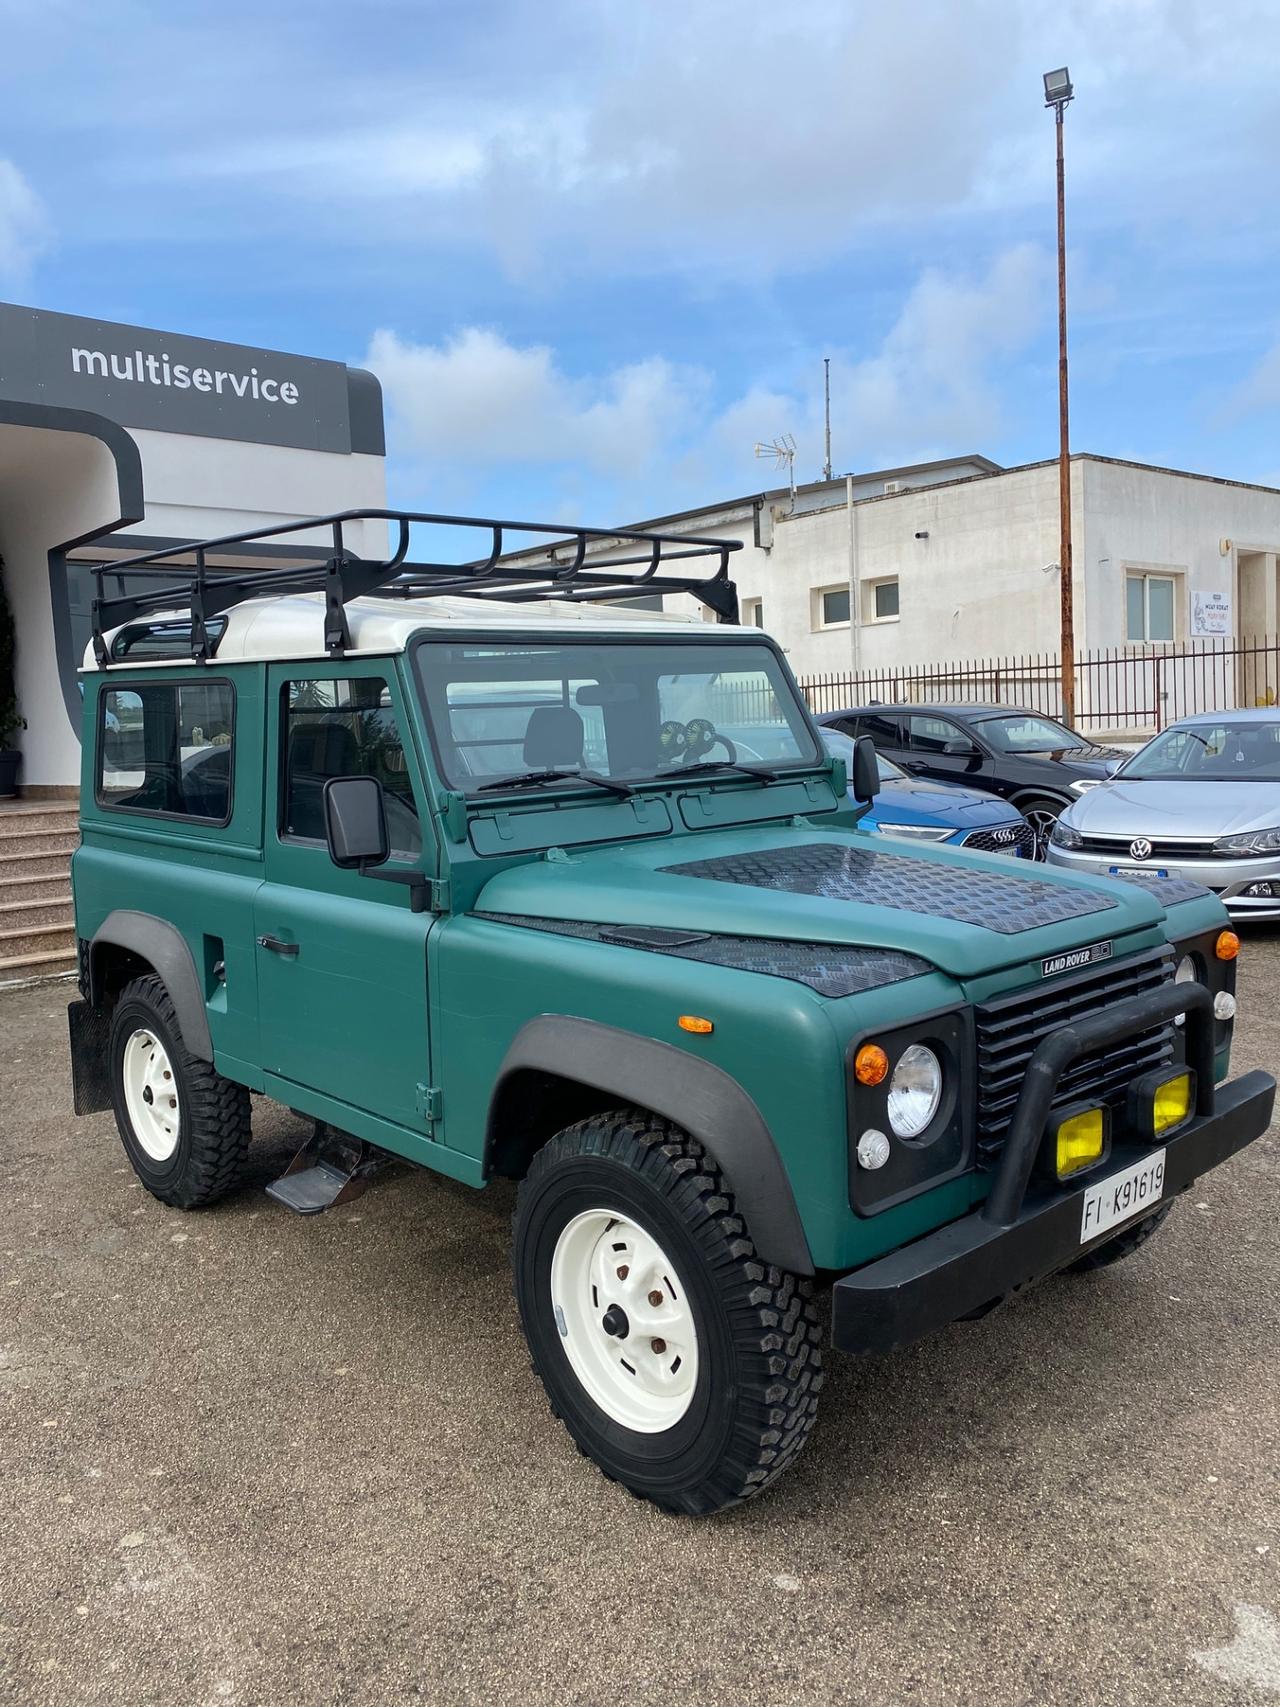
left=282, top=677, right=421, bottom=860
left=98, top=681, right=234, bottom=821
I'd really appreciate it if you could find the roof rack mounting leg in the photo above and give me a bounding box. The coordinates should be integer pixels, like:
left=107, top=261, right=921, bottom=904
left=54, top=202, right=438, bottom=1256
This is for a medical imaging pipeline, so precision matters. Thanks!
left=324, top=558, right=351, bottom=655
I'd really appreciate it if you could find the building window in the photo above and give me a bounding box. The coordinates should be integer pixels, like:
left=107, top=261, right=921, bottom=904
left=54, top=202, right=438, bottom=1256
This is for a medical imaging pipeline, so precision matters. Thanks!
left=872, top=579, right=900, bottom=621
left=741, top=598, right=764, bottom=628
left=98, top=681, right=235, bottom=822
left=815, top=586, right=851, bottom=629
left=282, top=677, right=421, bottom=859
left=1126, top=573, right=1177, bottom=642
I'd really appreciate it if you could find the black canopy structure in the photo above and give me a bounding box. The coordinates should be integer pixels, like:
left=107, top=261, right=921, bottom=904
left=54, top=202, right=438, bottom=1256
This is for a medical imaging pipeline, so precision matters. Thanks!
left=86, top=507, right=742, bottom=664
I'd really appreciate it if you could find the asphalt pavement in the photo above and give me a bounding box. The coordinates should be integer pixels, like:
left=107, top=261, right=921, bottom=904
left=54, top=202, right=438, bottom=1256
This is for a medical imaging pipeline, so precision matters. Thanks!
left=2, top=940, right=1278, bottom=1706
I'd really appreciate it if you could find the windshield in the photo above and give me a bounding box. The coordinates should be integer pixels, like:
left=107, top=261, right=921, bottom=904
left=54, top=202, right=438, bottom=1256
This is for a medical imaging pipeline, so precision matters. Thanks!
left=973, top=713, right=1089, bottom=754
left=819, top=726, right=905, bottom=782
left=1120, top=720, right=1280, bottom=782
left=415, top=636, right=822, bottom=791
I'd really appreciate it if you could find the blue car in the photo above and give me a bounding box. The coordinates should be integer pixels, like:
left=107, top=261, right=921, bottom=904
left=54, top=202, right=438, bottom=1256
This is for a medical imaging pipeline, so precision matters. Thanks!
left=819, top=727, right=1035, bottom=858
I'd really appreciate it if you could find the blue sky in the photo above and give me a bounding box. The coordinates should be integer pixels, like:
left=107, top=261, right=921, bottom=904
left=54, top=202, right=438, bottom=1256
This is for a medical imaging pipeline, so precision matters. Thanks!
left=3, top=0, right=1280, bottom=523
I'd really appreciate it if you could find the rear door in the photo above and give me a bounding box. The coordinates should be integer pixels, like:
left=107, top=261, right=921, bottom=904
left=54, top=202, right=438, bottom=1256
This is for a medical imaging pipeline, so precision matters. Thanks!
left=900, top=712, right=987, bottom=787
left=253, top=661, right=438, bottom=1153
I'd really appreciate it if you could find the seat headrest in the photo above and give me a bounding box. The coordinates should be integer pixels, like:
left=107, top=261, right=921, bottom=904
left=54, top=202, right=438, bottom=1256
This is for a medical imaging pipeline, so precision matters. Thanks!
left=523, top=705, right=584, bottom=769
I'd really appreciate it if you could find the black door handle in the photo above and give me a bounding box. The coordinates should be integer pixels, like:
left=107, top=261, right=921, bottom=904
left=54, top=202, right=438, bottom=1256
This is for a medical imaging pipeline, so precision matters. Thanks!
left=257, top=935, right=299, bottom=956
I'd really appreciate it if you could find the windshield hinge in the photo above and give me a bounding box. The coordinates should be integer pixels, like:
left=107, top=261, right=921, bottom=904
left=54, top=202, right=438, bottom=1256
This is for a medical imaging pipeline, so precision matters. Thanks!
left=429, top=877, right=452, bottom=912
left=416, top=1084, right=443, bottom=1127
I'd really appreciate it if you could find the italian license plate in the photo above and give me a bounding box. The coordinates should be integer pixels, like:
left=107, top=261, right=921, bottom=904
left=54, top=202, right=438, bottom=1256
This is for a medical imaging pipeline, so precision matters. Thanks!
left=1080, top=1149, right=1166, bottom=1244
left=993, top=842, right=1021, bottom=857
left=1109, top=864, right=1171, bottom=878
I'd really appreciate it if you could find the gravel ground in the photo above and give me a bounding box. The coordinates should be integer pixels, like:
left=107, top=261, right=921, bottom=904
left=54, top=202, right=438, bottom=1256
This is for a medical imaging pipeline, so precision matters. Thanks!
left=2, top=940, right=1278, bottom=1707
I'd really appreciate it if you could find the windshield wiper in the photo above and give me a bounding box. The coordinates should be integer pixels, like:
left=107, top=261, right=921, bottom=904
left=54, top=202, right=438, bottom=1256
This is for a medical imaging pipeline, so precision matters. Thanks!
left=665, top=759, right=782, bottom=784
left=473, top=768, right=634, bottom=798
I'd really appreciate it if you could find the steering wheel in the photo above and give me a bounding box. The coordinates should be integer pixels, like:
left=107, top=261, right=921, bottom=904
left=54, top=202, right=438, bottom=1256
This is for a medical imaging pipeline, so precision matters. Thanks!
left=679, top=718, right=737, bottom=765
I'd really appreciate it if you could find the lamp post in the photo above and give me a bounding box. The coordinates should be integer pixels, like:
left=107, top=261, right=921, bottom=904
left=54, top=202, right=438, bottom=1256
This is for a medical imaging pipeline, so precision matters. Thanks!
left=1044, top=65, right=1075, bottom=725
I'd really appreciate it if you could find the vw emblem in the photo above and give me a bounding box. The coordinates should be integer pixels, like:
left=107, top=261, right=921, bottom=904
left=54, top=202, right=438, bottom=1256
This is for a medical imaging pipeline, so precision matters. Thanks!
left=1129, top=837, right=1153, bottom=861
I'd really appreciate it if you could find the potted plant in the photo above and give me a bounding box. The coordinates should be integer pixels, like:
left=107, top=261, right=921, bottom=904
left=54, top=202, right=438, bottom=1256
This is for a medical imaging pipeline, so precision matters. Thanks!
left=0, top=557, right=22, bottom=798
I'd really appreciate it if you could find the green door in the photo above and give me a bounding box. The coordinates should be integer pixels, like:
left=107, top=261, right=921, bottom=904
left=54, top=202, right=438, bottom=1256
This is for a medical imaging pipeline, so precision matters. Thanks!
left=254, top=661, right=437, bottom=1157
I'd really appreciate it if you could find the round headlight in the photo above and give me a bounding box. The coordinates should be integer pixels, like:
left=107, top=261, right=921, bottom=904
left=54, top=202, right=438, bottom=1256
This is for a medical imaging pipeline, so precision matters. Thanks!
left=887, top=1044, right=943, bottom=1138
left=1174, top=952, right=1196, bottom=1025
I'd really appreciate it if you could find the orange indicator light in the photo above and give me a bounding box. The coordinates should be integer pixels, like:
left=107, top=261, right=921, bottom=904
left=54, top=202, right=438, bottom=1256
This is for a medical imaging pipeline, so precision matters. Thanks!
left=678, top=1014, right=714, bottom=1035
left=854, top=1043, right=890, bottom=1086
left=1215, top=930, right=1240, bottom=961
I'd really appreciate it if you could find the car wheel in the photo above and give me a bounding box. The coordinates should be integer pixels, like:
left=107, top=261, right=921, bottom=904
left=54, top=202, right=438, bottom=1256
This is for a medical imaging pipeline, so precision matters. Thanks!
left=513, top=1109, right=823, bottom=1515
left=109, top=974, right=252, bottom=1208
left=1066, top=1203, right=1174, bottom=1272
left=1018, top=795, right=1067, bottom=860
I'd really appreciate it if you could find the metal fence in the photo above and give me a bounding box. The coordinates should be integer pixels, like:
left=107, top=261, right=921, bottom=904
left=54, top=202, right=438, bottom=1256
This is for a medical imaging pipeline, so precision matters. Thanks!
left=797, top=636, right=1280, bottom=735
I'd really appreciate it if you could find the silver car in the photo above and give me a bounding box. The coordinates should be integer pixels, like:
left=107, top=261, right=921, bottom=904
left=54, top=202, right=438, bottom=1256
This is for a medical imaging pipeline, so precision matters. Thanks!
left=1047, top=709, right=1280, bottom=919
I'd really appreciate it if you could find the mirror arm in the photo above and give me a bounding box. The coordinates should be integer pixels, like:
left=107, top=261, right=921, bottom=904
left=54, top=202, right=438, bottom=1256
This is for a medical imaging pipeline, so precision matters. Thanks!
left=356, top=864, right=431, bottom=913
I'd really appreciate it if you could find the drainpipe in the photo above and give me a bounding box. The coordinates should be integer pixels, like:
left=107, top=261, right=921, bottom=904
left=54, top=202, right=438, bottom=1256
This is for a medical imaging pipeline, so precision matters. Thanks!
left=846, top=475, right=860, bottom=678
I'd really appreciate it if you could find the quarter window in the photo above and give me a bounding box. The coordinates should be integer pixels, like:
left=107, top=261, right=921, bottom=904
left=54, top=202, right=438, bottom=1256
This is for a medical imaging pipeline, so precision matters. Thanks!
left=282, top=678, right=421, bottom=860
left=98, top=681, right=234, bottom=821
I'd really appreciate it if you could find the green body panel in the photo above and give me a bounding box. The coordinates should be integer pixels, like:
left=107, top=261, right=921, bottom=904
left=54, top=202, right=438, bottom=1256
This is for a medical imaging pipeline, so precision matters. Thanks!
left=73, top=634, right=1235, bottom=1277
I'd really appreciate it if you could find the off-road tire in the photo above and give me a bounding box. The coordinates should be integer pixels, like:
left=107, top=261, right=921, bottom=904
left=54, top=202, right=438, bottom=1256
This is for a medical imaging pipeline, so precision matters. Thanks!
left=513, top=1109, right=823, bottom=1516
left=109, top=974, right=252, bottom=1209
left=1067, top=1202, right=1175, bottom=1272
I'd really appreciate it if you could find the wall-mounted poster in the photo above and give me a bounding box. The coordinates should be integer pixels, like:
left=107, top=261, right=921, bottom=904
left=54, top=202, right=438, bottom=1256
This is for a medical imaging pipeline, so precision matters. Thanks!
left=1191, top=589, right=1232, bottom=636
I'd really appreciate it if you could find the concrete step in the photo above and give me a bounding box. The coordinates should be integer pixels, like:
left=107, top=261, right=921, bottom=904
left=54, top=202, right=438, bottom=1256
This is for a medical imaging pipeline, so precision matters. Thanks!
left=0, top=873, right=72, bottom=905
left=0, top=919, right=77, bottom=959
left=0, top=825, right=81, bottom=855
left=0, top=897, right=73, bottom=927
left=0, top=799, right=79, bottom=819
left=6, top=845, right=78, bottom=877
left=0, top=947, right=78, bottom=981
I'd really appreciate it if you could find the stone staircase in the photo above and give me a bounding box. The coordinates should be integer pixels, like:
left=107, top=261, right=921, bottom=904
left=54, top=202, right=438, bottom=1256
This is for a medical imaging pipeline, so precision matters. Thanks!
left=0, top=801, right=79, bottom=984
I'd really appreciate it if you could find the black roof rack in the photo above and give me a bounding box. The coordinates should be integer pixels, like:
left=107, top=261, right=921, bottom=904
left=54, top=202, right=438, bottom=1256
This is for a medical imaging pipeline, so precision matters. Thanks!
left=87, top=507, right=742, bottom=665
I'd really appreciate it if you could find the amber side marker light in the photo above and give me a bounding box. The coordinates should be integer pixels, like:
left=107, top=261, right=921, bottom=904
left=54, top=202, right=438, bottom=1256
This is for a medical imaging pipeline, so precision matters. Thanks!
left=1215, top=930, right=1240, bottom=961
left=678, top=1014, right=714, bottom=1035
left=854, top=1043, right=890, bottom=1086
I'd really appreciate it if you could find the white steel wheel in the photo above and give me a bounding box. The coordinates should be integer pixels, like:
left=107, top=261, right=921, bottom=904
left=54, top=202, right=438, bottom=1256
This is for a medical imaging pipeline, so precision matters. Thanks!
left=121, top=1028, right=181, bottom=1161
left=550, top=1209, right=700, bottom=1433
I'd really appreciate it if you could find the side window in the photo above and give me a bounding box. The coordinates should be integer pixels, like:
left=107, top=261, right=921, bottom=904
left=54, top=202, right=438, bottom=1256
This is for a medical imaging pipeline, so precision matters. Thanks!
left=903, top=714, right=967, bottom=754
left=99, top=680, right=234, bottom=821
left=282, top=677, right=421, bottom=860
left=857, top=712, right=905, bottom=746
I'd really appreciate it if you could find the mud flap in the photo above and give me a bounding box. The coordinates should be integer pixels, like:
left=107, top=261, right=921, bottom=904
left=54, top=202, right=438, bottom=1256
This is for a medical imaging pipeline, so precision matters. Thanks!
left=67, top=998, right=112, bottom=1115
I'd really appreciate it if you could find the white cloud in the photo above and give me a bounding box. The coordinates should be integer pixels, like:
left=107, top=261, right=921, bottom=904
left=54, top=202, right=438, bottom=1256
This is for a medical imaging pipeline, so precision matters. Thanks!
left=369, top=244, right=1047, bottom=511
left=0, top=159, right=48, bottom=284
left=367, top=326, right=707, bottom=481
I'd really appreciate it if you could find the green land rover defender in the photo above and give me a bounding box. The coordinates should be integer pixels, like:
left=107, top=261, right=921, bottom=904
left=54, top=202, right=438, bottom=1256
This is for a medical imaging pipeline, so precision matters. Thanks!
left=67, top=508, right=1275, bottom=1515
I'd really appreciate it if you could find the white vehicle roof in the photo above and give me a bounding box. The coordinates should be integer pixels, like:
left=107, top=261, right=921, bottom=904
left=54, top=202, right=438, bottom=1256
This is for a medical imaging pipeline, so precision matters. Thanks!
left=84, top=589, right=706, bottom=671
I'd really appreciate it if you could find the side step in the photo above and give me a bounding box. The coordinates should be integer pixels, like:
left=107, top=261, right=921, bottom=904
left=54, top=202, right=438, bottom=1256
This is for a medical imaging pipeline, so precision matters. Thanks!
left=265, top=1125, right=381, bottom=1215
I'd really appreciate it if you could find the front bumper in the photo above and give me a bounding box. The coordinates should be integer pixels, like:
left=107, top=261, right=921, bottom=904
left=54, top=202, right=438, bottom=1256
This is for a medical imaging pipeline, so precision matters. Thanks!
left=832, top=980, right=1275, bottom=1356
left=1046, top=843, right=1280, bottom=919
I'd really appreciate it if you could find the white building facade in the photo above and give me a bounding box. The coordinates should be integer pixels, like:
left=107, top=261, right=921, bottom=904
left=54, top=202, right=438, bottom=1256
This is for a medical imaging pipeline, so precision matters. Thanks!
left=0, top=302, right=387, bottom=793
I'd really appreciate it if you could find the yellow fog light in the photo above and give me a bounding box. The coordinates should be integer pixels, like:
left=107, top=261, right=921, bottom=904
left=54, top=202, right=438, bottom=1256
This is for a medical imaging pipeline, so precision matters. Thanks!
left=1152, top=1071, right=1193, bottom=1135
left=1056, top=1107, right=1106, bottom=1178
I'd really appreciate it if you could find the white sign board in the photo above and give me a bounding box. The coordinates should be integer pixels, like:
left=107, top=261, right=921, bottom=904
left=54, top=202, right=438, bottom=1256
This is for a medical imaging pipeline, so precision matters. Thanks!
left=1191, top=589, right=1232, bottom=637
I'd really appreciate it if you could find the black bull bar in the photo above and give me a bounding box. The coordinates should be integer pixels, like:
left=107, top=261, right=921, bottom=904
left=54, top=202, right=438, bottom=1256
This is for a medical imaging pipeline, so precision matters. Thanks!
left=832, top=981, right=1275, bottom=1355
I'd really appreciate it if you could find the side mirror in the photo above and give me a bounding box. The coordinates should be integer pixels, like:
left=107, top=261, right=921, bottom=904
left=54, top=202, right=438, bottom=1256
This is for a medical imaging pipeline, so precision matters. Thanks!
left=943, top=738, right=977, bottom=757
left=851, top=736, right=881, bottom=803
left=323, top=775, right=389, bottom=869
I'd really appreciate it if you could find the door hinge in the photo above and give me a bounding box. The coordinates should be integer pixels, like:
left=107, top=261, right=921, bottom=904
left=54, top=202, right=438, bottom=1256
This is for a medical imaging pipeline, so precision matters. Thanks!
left=429, top=878, right=451, bottom=912
left=416, top=1084, right=442, bottom=1126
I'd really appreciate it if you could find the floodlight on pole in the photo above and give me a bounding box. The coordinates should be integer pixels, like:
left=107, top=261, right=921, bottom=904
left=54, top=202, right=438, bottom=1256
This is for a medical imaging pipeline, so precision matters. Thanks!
left=1044, top=63, right=1076, bottom=725
left=754, top=433, right=797, bottom=506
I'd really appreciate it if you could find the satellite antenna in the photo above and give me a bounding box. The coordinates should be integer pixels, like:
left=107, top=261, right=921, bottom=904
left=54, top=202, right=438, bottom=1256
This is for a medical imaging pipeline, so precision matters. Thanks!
left=754, top=432, right=797, bottom=507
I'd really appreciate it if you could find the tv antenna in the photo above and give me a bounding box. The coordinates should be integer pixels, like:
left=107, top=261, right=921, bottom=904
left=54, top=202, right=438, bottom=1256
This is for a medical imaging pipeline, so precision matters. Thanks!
left=823, top=357, right=833, bottom=482
left=754, top=433, right=797, bottom=506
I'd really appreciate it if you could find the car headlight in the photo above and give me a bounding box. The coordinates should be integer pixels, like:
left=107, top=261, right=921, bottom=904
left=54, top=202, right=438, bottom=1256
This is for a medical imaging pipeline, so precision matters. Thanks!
left=1173, top=951, right=1197, bottom=1026
left=1069, top=779, right=1099, bottom=795
left=1050, top=819, right=1083, bottom=849
left=1213, top=825, right=1280, bottom=855
left=886, top=1044, right=943, bottom=1137
left=874, top=823, right=955, bottom=842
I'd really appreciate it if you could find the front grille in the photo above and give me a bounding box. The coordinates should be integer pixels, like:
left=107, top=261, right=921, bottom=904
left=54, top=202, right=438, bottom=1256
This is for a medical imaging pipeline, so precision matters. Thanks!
left=964, top=822, right=1036, bottom=858
left=974, top=945, right=1176, bottom=1165
left=1077, top=834, right=1219, bottom=862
